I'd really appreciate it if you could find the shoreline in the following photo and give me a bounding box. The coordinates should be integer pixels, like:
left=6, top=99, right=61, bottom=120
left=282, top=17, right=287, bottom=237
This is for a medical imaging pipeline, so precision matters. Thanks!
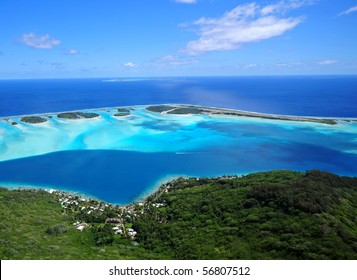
left=172, top=104, right=349, bottom=121
left=146, top=104, right=356, bottom=125
left=1, top=104, right=357, bottom=205
left=132, top=174, right=187, bottom=204
left=0, top=181, right=110, bottom=204
left=1, top=104, right=356, bottom=124
left=2, top=168, right=356, bottom=208
left=2, top=169, right=356, bottom=260
left=0, top=175, right=182, bottom=207
left=0, top=175, right=186, bottom=206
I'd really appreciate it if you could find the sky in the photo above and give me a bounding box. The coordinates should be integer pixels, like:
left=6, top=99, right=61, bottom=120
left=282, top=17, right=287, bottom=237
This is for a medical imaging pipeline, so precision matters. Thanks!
left=0, top=0, right=357, bottom=78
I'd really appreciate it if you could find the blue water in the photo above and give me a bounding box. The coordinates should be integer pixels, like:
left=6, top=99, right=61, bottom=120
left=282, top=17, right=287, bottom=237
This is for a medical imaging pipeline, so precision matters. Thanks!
left=1, top=76, right=357, bottom=118
left=0, top=76, right=357, bottom=204
left=0, top=146, right=356, bottom=204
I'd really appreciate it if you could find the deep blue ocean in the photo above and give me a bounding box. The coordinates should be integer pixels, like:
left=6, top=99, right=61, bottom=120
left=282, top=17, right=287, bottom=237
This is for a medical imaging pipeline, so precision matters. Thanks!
left=1, top=76, right=357, bottom=118
left=0, top=76, right=357, bottom=204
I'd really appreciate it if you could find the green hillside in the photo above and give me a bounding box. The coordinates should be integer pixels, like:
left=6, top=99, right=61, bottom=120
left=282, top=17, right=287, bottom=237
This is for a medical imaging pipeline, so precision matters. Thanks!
left=1, top=170, right=356, bottom=260
left=0, top=188, right=165, bottom=259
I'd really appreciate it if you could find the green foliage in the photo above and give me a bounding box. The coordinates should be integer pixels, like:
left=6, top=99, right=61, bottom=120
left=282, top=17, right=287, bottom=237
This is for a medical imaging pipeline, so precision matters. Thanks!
left=92, top=224, right=114, bottom=246
left=1, top=170, right=356, bottom=260
left=57, top=112, right=99, bottom=119
left=133, top=170, right=357, bottom=259
left=57, top=112, right=80, bottom=119
left=0, top=188, right=166, bottom=260
left=76, top=112, right=100, bottom=118
left=20, top=116, right=47, bottom=124
left=318, top=119, right=337, bottom=125
left=74, top=211, right=106, bottom=224
left=117, top=108, right=130, bottom=113
left=146, top=105, right=176, bottom=113
left=114, top=110, right=130, bottom=117
left=247, top=170, right=355, bottom=213
left=115, top=108, right=131, bottom=117
left=167, top=107, right=204, bottom=115
left=46, top=224, right=68, bottom=236
left=146, top=105, right=338, bottom=125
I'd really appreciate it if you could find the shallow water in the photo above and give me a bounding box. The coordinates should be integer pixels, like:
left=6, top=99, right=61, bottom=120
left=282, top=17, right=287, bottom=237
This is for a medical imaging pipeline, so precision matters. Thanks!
left=1, top=107, right=357, bottom=204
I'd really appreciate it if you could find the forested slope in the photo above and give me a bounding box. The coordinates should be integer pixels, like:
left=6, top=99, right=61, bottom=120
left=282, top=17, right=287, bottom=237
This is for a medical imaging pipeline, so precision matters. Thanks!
left=1, top=170, right=356, bottom=259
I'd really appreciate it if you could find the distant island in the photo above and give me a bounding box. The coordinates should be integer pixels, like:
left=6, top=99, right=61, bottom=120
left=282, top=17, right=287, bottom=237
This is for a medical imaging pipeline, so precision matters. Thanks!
left=57, top=112, right=100, bottom=119
left=146, top=104, right=341, bottom=125
left=20, top=116, right=48, bottom=124
left=5, top=104, right=352, bottom=126
left=1, top=170, right=356, bottom=260
left=114, top=108, right=131, bottom=117
left=6, top=107, right=133, bottom=125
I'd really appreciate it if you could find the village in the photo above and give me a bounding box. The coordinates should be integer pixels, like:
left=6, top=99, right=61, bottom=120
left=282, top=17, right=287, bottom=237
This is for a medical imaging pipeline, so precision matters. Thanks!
left=56, top=191, right=140, bottom=239
left=52, top=182, right=174, bottom=240
left=47, top=175, right=240, bottom=242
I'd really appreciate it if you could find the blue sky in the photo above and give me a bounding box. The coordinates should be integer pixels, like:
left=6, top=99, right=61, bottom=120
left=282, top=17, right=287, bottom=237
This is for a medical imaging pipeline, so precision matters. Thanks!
left=0, top=0, right=357, bottom=78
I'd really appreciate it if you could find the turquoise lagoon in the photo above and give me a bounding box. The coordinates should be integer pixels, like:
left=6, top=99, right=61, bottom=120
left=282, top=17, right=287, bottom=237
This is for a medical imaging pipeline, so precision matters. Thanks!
left=1, top=106, right=357, bottom=204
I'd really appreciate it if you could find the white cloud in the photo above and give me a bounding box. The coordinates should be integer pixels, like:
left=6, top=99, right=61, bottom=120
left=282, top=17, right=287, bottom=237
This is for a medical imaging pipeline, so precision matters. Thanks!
left=175, top=0, right=197, bottom=4
left=338, top=5, right=357, bottom=16
left=318, top=60, right=338, bottom=65
left=245, top=63, right=258, bottom=68
left=67, top=49, right=78, bottom=55
left=157, top=55, right=198, bottom=66
left=20, top=33, right=61, bottom=49
left=184, top=1, right=308, bottom=55
left=276, top=63, right=288, bottom=67
left=124, top=62, right=136, bottom=68
left=261, top=0, right=314, bottom=15
left=292, top=61, right=304, bottom=66
left=160, top=55, right=178, bottom=61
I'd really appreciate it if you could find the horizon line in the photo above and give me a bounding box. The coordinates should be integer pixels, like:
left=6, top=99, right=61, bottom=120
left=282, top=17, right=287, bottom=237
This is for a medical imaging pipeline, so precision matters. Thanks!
left=1, top=74, right=357, bottom=81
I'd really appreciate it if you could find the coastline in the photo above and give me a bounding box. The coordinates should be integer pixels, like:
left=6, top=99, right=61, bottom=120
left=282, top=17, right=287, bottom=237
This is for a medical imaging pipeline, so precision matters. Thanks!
left=146, top=104, right=350, bottom=125
left=0, top=174, right=188, bottom=206
left=1, top=103, right=357, bottom=205
left=1, top=169, right=356, bottom=260
left=0, top=181, right=110, bottom=204
left=132, top=174, right=186, bottom=204
left=1, top=103, right=355, bottom=124
left=173, top=104, right=352, bottom=121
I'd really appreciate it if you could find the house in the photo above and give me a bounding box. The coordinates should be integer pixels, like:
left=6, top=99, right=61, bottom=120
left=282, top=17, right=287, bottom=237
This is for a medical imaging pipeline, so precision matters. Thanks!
left=106, top=218, right=121, bottom=224
left=114, top=229, right=123, bottom=235
left=128, top=229, right=137, bottom=237
left=77, top=225, right=84, bottom=232
left=76, top=222, right=90, bottom=232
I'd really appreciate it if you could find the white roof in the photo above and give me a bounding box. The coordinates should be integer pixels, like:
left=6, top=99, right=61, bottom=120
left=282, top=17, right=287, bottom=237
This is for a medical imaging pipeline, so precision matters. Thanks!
left=77, top=225, right=84, bottom=231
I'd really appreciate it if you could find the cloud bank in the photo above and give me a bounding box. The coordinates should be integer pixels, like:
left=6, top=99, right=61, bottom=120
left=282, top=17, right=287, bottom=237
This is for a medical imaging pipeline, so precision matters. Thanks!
left=338, top=5, right=357, bottom=16
left=176, top=0, right=197, bottom=4
left=124, top=62, right=136, bottom=68
left=184, top=1, right=308, bottom=55
left=318, top=60, right=338, bottom=65
left=67, top=49, right=78, bottom=55
left=20, top=33, right=61, bottom=49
